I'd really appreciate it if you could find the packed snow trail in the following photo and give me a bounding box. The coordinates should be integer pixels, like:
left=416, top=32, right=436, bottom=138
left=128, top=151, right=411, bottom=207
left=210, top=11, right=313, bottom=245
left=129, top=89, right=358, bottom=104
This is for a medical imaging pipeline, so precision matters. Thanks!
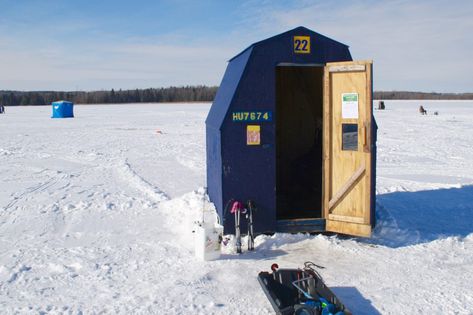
left=0, top=102, right=472, bottom=314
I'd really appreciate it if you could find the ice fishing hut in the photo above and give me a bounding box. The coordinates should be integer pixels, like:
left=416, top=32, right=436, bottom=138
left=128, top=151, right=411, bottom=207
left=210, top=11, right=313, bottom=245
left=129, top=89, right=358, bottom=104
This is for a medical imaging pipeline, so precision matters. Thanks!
left=51, top=101, right=74, bottom=118
left=206, top=27, right=377, bottom=237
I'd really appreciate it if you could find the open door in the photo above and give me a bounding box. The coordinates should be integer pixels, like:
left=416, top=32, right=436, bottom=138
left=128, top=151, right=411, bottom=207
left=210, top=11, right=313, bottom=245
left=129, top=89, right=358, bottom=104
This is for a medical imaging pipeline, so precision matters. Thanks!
left=323, top=60, right=374, bottom=237
left=276, top=65, right=324, bottom=221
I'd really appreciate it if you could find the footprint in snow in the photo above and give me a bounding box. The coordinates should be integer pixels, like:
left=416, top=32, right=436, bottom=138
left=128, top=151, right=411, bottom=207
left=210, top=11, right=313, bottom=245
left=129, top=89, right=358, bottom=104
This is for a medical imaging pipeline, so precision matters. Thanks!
left=7, top=265, right=31, bottom=283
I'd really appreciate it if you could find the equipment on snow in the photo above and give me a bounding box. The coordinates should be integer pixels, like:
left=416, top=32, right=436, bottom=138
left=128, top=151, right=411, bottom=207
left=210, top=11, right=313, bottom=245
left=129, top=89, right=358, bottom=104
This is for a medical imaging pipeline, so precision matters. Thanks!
left=194, top=223, right=223, bottom=261
left=194, top=188, right=224, bottom=261
left=246, top=200, right=256, bottom=251
left=258, top=262, right=351, bottom=315
left=224, top=199, right=258, bottom=254
left=230, top=201, right=244, bottom=254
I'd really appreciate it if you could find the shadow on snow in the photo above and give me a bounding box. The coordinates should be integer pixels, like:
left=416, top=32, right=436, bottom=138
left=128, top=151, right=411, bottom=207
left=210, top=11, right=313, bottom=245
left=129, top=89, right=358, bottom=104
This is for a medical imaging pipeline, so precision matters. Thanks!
left=369, top=185, right=473, bottom=248
left=332, top=287, right=381, bottom=315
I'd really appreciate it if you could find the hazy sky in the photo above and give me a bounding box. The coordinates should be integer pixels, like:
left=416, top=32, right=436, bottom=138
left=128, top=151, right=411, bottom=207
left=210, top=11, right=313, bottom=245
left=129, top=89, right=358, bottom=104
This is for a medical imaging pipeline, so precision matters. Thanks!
left=0, top=0, right=472, bottom=92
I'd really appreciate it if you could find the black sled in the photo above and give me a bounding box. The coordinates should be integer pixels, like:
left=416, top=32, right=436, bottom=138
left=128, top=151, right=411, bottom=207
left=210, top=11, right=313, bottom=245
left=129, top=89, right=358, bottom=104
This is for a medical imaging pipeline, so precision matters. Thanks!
left=258, top=262, right=351, bottom=315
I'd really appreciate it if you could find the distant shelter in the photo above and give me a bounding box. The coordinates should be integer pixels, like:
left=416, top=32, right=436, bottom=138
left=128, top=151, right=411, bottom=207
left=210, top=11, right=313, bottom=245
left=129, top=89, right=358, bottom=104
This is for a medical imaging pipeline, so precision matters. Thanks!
left=51, top=101, right=74, bottom=118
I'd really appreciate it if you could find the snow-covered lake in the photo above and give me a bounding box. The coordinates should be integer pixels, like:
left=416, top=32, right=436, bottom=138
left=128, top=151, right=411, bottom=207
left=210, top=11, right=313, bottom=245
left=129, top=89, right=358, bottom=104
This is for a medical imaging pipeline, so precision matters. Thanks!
left=1, top=101, right=472, bottom=314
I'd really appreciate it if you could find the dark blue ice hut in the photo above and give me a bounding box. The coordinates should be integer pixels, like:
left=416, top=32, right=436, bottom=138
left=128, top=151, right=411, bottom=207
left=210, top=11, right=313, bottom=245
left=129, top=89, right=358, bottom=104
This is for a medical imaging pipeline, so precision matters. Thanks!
left=51, top=101, right=74, bottom=118
left=206, top=27, right=376, bottom=237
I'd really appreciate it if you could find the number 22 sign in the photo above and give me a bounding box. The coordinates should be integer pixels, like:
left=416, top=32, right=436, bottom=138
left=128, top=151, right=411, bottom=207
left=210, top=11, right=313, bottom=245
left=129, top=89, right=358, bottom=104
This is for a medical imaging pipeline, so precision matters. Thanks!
left=293, top=36, right=311, bottom=54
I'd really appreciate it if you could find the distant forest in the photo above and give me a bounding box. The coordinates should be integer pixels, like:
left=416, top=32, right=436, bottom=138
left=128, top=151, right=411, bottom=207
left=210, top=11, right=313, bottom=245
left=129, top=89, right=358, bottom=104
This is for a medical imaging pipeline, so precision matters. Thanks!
left=0, top=86, right=218, bottom=106
left=374, top=91, right=473, bottom=100
left=1, top=87, right=472, bottom=106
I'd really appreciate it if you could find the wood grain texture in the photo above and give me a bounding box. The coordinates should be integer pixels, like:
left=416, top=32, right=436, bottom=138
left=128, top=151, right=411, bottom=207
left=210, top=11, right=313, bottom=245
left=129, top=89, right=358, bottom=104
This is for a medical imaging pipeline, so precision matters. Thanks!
left=326, top=220, right=372, bottom=237
left=328, top=64, right=366, bottom=72
left=328, top=165, right=365, bottom=211
left=328, top=214, right=365, bottom=224
left=323, top=60, right=373, bottom=237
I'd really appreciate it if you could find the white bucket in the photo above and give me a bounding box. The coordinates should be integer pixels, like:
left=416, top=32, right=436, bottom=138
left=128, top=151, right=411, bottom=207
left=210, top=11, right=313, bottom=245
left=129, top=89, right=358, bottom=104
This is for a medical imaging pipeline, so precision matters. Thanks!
left=200, top=207, right=219, bottom=227
left=194, top=223, right=223, bottom=261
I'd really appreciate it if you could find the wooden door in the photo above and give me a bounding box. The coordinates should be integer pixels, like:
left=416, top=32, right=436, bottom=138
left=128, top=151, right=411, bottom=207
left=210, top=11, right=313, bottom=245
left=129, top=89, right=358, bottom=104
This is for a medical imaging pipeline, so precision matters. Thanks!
left=323, top=61, right=373, bottom=237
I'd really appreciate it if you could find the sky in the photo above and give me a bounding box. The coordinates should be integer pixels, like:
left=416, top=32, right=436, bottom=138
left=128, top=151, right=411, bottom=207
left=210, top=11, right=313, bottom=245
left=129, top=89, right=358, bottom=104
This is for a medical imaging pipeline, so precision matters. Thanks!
left=0, top=0, right=472, bottom=92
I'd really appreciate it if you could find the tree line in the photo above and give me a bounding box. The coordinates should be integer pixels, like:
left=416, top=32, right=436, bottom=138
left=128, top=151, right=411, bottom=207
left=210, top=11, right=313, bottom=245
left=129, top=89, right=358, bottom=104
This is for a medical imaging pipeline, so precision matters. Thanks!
left=1, top=87, right=472, bottom=106
left=374, top=91, right=473, bottom=100
left=0, top=86, right=218, bottom=106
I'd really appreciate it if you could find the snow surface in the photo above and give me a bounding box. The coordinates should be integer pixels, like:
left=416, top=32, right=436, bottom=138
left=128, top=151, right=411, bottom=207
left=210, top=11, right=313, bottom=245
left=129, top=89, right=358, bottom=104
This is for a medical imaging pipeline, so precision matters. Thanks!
left=1, top=101, right=472, bottom=314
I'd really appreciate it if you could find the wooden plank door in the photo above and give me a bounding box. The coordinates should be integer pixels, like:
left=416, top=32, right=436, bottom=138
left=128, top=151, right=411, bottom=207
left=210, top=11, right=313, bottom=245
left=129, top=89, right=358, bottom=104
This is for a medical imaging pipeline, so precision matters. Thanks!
left=323, top=60, right=373, bottom=237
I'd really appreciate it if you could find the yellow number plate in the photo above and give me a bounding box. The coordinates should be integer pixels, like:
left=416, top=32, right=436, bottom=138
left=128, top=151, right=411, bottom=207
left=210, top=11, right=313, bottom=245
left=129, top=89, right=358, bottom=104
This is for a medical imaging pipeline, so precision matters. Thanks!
left=293, top=36, right=311, bottom=54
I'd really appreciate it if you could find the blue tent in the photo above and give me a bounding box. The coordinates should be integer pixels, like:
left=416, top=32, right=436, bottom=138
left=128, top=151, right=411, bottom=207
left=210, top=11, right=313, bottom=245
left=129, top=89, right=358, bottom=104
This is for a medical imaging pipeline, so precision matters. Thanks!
left=51, top=101, right=74, bottom=118
left=206, top=26, right=377, bottom=237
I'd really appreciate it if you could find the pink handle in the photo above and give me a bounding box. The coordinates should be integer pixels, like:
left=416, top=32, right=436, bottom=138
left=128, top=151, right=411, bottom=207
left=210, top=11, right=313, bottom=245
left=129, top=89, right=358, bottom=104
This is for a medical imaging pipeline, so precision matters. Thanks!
left=230, top=201, right=243, bottom=214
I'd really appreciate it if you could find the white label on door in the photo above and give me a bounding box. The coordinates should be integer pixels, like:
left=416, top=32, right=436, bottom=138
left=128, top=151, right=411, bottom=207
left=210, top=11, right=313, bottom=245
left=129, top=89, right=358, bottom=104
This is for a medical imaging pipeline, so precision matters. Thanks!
left=341, top=93, right=359, bottom=119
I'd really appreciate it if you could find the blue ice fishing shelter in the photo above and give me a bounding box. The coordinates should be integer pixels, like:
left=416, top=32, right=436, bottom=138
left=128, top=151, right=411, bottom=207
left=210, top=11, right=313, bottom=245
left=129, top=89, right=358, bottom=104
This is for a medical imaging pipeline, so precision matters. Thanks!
left=206, top=26, right=377, bottom=237
left=51, top=101, right=74, bottom=118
